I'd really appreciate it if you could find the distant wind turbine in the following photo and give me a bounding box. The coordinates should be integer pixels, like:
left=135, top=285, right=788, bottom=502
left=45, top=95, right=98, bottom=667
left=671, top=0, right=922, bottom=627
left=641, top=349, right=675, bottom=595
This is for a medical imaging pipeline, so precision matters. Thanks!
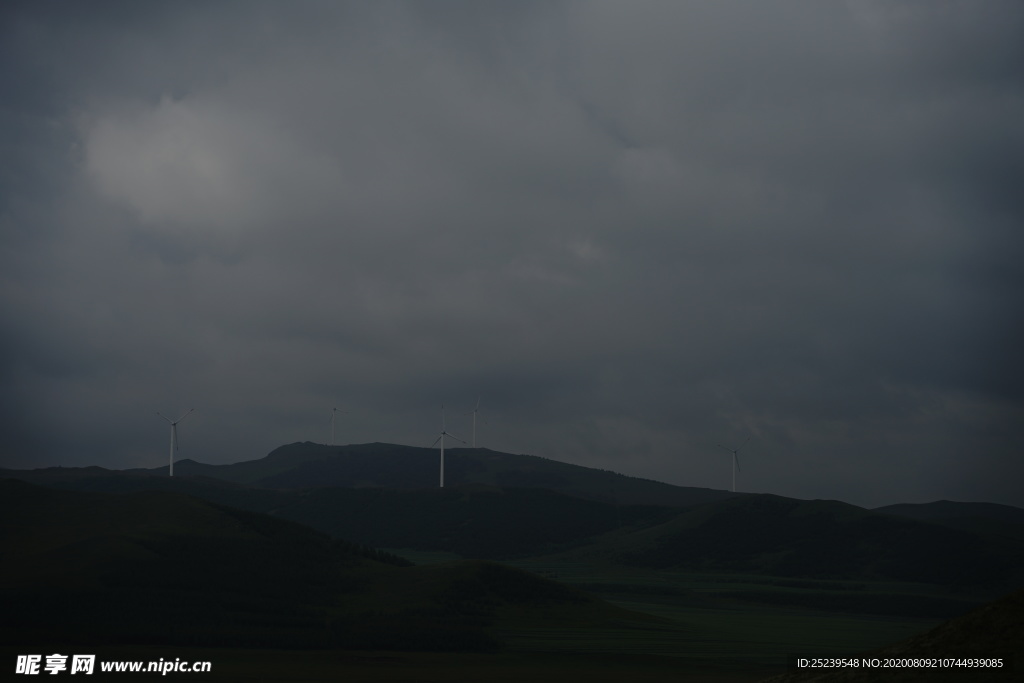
left=717, top=437, right=749, bottom=493
left=430, top=404, right=465, bottom=488
left=157, top=409, right=194, bottom=477
left=330, top=407, right=348, bottom=446
left=468, top=396, right=487, bottom=448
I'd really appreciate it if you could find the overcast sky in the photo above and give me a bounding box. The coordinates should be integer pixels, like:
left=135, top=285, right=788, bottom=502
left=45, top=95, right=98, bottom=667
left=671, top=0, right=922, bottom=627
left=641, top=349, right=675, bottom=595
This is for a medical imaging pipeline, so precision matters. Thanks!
left=2, top=1, right=1022, bottom=509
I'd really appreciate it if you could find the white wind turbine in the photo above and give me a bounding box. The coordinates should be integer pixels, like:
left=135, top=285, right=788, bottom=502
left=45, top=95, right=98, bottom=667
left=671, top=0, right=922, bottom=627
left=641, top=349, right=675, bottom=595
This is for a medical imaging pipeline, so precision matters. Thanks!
left=468, top=396, right=486, bottom=448
left=430, top=404, right=465, bottom=488
left=157, top=409, right=194, bottom=477
left=717, top=437, right=749, bottom=493
left=330, top=407, right=348, bottom=446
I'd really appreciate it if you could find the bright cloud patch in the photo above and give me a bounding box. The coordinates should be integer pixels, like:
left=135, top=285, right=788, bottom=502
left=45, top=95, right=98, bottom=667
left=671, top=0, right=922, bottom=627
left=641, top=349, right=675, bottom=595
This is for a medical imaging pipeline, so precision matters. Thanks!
left=82, top=96, right=345, bottom=235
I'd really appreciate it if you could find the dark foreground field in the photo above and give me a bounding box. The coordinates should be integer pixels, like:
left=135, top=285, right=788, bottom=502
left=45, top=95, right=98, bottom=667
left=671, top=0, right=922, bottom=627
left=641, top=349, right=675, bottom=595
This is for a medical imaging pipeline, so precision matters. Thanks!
left=2, top=646, right=778, bottom=682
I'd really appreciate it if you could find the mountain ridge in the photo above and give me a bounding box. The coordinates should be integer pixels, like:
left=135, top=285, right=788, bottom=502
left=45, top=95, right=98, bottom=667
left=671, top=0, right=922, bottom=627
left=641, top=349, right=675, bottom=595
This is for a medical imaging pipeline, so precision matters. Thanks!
left=136, top=441, right=742, bottom=508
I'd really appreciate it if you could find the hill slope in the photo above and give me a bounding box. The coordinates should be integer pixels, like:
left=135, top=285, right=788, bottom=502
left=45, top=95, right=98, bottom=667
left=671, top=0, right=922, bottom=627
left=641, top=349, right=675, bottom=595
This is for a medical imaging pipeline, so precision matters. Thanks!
left=257, top=484, right=676, bottom=559
left=550, top=494, right=1024, bottom=591
left=874, top=500, right=1024, bottom=525
left=875, top=500, right=1024, bottom=543
left=145, top=441, right=737, bottom=507
left=0, top=469, right=677, bottom=559
left=6, top=467, right=1024, bottom=592
left=0, top=479, right=664, bottom=652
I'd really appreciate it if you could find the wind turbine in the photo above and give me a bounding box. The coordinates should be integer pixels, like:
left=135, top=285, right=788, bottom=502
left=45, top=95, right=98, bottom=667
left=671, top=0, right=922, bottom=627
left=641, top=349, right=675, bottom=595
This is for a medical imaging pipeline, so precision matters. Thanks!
left=468, top=396, right=486, bottom=448
left=430, top=404, right=465, bottom=488
left=717, top=437, right=749, bottom=493
left=157, top=409, right=194, bottom=477
left=330, top=407, right=348, bottom=446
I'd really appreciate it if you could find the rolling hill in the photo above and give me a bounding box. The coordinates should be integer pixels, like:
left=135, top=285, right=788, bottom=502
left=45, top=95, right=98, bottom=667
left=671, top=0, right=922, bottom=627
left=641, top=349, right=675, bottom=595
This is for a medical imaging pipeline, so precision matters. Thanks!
left=0, top=467, right=677, bottom=559
left=547, top=494, right=1024, bottom=591
left=875, top=500, right=1024, bottom=543
left=874, top=500, right=1024, bottom=525
left=0, top=479, right=669, bottom=652
left=7, top=449, right=1023, bottom=678
left=7, top=442, right=1024, bottom=606
left=139, top=441, right=739, bottom=507
left=8, top=463, right=1024, bottom=596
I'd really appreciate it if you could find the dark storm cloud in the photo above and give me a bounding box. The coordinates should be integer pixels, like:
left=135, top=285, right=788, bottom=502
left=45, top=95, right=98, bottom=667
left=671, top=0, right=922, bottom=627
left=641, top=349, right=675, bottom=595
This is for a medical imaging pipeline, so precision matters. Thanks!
left=1, top=0, right=1022, bottom=508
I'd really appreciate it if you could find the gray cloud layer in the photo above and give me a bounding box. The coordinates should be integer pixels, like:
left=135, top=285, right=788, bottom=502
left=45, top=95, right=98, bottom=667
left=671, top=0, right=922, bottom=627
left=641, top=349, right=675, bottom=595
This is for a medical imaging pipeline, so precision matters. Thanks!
left=2, top=0, right=1022, bottom=508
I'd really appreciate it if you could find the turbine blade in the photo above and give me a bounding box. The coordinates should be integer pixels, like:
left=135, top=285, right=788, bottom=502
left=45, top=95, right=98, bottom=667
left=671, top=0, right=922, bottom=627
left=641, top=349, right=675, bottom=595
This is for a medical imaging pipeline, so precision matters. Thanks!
left=716, top=444, right=733, bottom=453
left=735, top=453, right=741, bottom=472
left=176, top=408, right=195, bottom=423
left=173, top=424, right=180, bottom=451
left=157, top=412, right=172, bottom=424
left=475, top=396, right=481, bottom=411
left=446, top=432, right=466, bottom=444
left=430, top=435, right=442, bottom=448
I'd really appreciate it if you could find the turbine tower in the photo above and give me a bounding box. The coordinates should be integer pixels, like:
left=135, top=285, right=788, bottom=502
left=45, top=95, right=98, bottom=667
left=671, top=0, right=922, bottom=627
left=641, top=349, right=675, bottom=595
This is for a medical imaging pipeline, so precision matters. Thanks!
left=717, top=437, right=749, bottom=493
left=157, top=409, right=194, bottom=477
left=330, top=407, right=348, bottom=446
left=430, top=404, right=465, bottom=488
left=469, top=396, right=485, bottom=448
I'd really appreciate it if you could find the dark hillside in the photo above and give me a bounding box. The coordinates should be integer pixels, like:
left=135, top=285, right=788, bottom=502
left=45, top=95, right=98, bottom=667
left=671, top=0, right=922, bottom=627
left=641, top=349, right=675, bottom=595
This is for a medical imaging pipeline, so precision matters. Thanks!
left=0, top=479, right=417, bottom=649
left=122, top=441, right=738, bottom=507
left=9, top=467, right=1024, bottom=592
left=875, top=500, right=1024, bottom=543
left=0, top=469, right=676, bottom=560
left=0, top=465, right=290, bottom=518
left=570, top=494, right=1024, bottom=590
left=269, top=484, right=675, bottom=559
left=874, top=500, right=1024, bottom=525
left=0, top=480, right=667, bottom=653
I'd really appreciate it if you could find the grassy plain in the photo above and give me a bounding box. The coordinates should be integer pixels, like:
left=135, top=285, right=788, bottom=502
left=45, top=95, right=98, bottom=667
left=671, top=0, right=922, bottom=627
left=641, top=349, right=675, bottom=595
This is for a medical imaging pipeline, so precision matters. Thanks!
left=499, top=558, right=947, bottom=676
left=43, top=561, right=941, bottom=683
